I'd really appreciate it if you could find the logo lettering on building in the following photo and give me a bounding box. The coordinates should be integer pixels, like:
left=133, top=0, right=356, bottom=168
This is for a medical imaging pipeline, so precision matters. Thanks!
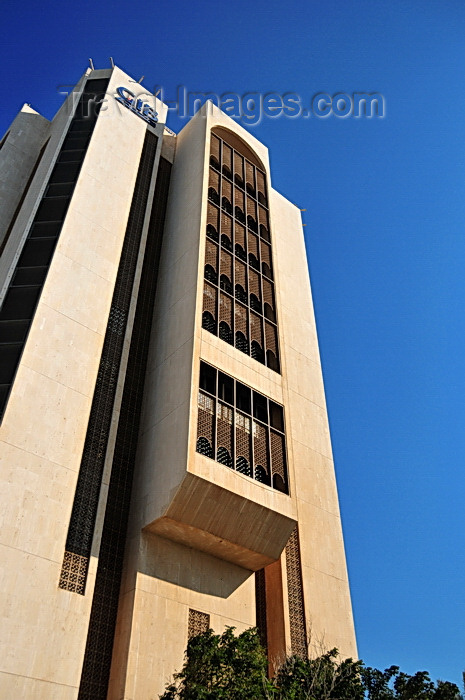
left=115, top=87, right=158, bottom=126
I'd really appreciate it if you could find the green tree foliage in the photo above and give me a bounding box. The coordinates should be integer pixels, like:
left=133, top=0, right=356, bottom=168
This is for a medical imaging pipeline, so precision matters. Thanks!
left=160, top=627, right=464, bottom=700
left=159, top=627, right=275, bottom=700
left=274, top=647, right=364, bottom=699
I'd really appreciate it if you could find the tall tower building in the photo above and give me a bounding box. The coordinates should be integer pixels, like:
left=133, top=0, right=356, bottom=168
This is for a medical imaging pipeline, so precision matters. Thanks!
left=0, top=65, right=357, bottom=699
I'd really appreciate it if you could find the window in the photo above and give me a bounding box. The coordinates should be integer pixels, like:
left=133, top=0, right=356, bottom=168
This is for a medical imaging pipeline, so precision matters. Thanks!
left=196, top=361, right=289, bottom=493
left=202, top=130, right=280, bottom=372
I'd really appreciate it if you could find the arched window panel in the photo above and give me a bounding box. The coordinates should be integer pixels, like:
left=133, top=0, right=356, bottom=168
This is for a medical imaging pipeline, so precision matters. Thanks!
left=219, top=292, right=233, bottom=330
left=258, top=206, right=270, bottom=241
left=234, top=152, right=244, bottom=188
left=220, top=212, right=233, bottom=252
left=234, top=302, right=248, bottom=348
left=217, top=446, right=233, bottom=468
left=250, top=313, right=265, bottom=364
left=220, top=275, right=232, bottom=295
left=247, top=231, right=260, bottom=271
left=234, top=258, right=247, bottom=301
left=247, top=196, right=257, bottom=232
left=205, top=265, right=217, bottom=285
left=235, top=330, right=248, bottom=354
left=221, top=178, right=233, bottom=215
left=219, top=321, right=233, bottom=345
left=262, top=278, right=275, bottom=322
left=205, top=239, right=218, bottom=274
left=249, top=269, right=261, bottom=308
left=265, top=322, right=280, bottom=372
left=207, top=203, right=220, bottom=242
left=197, top=391, right=215, bottom=458
left=234, top=187, right=245, bottom=224
left=236, top=456, right=252, bottom=477
left=220, top=249, right=233, bottom=286
left=222, top=143, right=233, bottom=180
left=234, top=223, right=246, bottom=260
left=197, top=436, right=213, bottom=459
left=256, top=170, right=267, bottom=207
left=209, top=168, right=220, bottom=196
left=253, top=420, right=270, bottom=479
left=217, top=402, right=233, bottom=466
left=245, top=161, right=256, bottom=196
left=255, top=465, right=271, bottom=486
left=260, top=240, right=273, bottom=279
left=202, top=311, right=216, bottom=334
left=210, top=134, right=221, bottom=170
left=235, top=411, right=252, bottom=473
left=202, top=282, right=217, bottom=334
left=270, top=430, right=288, bottom=494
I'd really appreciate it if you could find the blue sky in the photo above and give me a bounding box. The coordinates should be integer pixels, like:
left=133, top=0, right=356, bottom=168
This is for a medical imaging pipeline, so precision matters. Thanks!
left=2, top=0, right=465, bottom=688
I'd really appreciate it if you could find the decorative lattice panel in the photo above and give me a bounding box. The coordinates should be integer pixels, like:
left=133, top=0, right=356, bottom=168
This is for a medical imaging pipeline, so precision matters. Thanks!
left=59, top=551, right=88, bottom=594
left=217, top=402, right=233, bottom=457
left=253, top=420, right=269, bottom=475
left=235, top=411, right=251, bottom=465
left=197, top=392, right=215, bottom=447
left=270, top=430, right=286, bottom=479
left=285, top=527, right=307, bottom=658
left=188, top=609, right=210, bottom=639
left=255, top=569, right=268, bottom=649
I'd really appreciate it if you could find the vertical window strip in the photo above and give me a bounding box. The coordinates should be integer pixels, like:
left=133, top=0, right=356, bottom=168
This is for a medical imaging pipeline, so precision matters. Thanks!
left=255, top=569, right=268, bottom=650
left=0, top=78, right=109, bottom=420
left=285, top=526, right=307, bottom=658
left=202, top=132, right=280, bottom=373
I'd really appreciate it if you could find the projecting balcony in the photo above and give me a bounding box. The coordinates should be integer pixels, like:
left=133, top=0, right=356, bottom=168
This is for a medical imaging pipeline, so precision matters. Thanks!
left=144, top=466, right=297, bottom=571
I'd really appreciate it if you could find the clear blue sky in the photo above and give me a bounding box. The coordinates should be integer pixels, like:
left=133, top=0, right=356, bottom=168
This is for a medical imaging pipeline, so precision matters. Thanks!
left=2, top=0, right=464, bottom=687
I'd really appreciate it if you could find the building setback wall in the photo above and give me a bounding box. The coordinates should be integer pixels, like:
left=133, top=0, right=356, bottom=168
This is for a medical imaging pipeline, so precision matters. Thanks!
left=0, top=105, right=50, bottom=251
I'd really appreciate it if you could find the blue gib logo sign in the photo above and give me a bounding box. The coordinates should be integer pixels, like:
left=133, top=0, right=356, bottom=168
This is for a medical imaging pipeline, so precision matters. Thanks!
left=115, top=87, right=158, bottom=126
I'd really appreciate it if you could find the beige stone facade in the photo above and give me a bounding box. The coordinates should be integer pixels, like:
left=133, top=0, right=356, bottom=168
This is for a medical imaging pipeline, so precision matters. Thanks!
left=0, top=65, right=356, bottom=699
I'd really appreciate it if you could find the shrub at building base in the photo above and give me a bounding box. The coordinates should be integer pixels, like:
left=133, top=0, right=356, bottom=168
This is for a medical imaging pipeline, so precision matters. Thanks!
left=160, top=627, right=464, bottom=700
